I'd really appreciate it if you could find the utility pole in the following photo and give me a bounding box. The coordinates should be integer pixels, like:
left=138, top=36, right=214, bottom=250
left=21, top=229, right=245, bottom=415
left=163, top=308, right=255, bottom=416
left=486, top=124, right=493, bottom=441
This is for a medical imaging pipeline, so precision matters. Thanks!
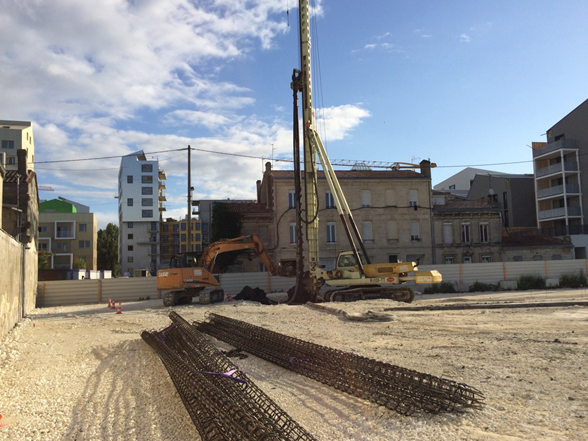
left=187, top=145, right=192, bottom=253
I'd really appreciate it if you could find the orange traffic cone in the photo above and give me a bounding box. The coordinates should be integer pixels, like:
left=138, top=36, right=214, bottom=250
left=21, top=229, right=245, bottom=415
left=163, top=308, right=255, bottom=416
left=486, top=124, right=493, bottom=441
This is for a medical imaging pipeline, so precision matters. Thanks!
left=116, top=302, right=122, bottom=314
left=107, top=298, right=112, bottom=308
left=110, top=299, right=116, bottom=309
left=226, top=291, right=232, bottom=302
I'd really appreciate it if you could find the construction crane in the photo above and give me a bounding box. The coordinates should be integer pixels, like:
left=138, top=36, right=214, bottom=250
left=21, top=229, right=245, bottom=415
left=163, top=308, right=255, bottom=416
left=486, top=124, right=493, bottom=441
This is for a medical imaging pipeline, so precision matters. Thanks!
left=288, top=0, right=442, bottom=304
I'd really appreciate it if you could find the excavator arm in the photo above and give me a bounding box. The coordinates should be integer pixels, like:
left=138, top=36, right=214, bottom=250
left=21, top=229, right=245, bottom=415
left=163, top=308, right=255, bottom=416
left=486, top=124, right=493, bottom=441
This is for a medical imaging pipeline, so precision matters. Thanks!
left=198, top=235, right=282, bottom=275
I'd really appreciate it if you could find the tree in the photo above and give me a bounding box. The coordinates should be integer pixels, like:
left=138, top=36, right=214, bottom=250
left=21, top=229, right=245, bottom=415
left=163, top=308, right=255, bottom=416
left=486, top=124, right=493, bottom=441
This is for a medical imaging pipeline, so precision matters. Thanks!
left=38, top=251, right=54, bottom=269
left=210, top=202, right=243, bottom=271
left=73, top=257, right=87, bottom=270
left=97, top=223, right=120, bottom=277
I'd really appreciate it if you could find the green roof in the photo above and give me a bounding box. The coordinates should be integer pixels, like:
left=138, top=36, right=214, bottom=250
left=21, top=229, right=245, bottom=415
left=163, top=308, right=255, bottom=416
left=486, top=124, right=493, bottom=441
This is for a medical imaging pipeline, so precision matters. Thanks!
left=39, top=199, right=77, bottom=213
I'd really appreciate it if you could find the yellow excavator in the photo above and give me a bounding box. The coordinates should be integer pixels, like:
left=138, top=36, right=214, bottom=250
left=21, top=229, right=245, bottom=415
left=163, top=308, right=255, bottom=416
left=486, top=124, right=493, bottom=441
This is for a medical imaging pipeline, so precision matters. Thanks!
left=157, top=235, right=287, bottom=306
left=288, top=0, right=442, bottom=304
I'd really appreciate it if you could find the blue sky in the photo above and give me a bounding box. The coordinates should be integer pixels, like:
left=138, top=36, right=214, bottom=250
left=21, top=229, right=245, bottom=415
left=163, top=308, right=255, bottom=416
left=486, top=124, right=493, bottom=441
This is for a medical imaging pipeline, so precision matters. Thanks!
left=2, top=0, right=588, bottom=229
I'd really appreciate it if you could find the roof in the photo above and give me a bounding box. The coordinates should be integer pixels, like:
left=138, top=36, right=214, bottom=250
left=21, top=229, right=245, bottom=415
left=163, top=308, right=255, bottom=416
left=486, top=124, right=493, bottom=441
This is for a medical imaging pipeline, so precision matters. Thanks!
left=225, top=202, right=273, bottom=214
left=502, top=235, right=573, bottom=248
left=271, top=169, right=424, bottom=180
left=547, top=97, right=588, bottom=133
left=434, top=198, right=499, bottom=211
left=4, top=170, right=35, bottom=184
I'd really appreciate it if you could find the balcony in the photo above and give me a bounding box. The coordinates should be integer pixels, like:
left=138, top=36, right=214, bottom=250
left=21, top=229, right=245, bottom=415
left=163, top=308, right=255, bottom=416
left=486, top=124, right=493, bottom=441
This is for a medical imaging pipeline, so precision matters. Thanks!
left=159, top=193, right=167, bottom=202
left=538, top=206, right=582, bottom=220
left=159, top=169, right=166, bottom=180
left=536, top=161, right=579, bottom=178
left=536, top=183, right=580, bottom=199
left=159, top=182, right=166, bottom=190
left=159, top=204, right=166, bottom=211
left=533, top=138, right=578, bottom=158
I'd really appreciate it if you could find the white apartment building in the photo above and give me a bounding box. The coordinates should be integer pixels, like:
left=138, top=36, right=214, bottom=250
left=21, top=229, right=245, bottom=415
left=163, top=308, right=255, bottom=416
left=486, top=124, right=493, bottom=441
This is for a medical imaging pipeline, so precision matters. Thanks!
left=118, top=150, right=166, bottom=276
left=0, top=120, right=35, bottom=171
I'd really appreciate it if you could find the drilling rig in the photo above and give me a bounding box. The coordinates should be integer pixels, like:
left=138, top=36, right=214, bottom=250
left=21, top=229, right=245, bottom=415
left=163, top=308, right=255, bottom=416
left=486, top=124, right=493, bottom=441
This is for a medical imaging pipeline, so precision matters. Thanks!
left=289, top=0, right=442, bottom=304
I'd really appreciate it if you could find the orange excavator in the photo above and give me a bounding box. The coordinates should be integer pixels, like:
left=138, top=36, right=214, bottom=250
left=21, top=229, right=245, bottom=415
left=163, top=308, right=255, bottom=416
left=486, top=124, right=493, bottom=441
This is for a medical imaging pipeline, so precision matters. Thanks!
left=157, top=235, right=287, bottom=306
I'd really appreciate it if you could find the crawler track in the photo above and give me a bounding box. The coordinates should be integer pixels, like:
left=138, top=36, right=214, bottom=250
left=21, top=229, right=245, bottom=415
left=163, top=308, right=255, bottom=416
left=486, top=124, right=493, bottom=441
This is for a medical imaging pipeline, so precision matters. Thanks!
left=196, top=313, right=485, bottom=416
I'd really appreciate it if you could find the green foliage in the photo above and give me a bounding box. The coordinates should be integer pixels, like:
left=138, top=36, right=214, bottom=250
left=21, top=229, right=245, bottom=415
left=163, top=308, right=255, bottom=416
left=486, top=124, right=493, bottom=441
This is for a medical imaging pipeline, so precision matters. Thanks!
left=210, top=202, right=243, bottom=271
left=97, top=223, right=120, bottom=277
left=469, top=281, right=498, bottom=292
left=558, top=271, right=587, bottom=289
left=517, top=274, right=546, bottom=290
left=424, top=281, right=457, bottom=294
left=73, top=257, right=87, bottom=270
left=38, top=251, right=54, bottom=269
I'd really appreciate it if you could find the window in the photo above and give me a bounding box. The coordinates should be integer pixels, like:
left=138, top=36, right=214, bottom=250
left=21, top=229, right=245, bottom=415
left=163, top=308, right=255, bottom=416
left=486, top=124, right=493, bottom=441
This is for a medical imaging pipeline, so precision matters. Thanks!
left=39, top=225, right=49, bottom=233
left=151, top=222, right=157, bottom=231
left=195, top=233, right=201, bottom=241
left=259, top=262, right=268, bottom=272
left=480, top=223, right=489, bottom=243
left=128, top=222, right=133, bottom=228
left=151, top=245, right=157, bottom=254
left=387, top=220, right=398, bottom=241
left=163, top=224, right=169, bottom=232
left=128, top=245, right=134, bottom=251
left=163, top=246, right=169, bottom=254
left=288, top=190, right=296, bottom=209
left=127, top=175, right=133, bottom=184
left=181, top=223, right=186, bottom=231
left=173, top=246, right=179, bottom=254
left=128, top=256, right=134, bottom=263
left=38, top=242, right=49, bottom=251
left=142, top=187, right=153, bottom=195
left=461, top=223, right=471, bottom=244
left=7, top=157, right=16, bottom=165
left=409, top=189, right=418, bottom=208
left=142, top=198, right=153, bottom=206
left=481, top=255, right=491, bottom=263
left=127, top=198, right=133, bottom=206
left=2, top=140, right=15, bottom=149
left=79, top=224, right=87, bottom=232
left=385, top=189, right=396, bottom=207
left=388, top=255, right=398, bottom=263
left=128, top=234, right=133, bottom=240
left=289, top=223, right=296, bottom=244
left=449, top=185, right=456, bottom=190
left=79, top=240, right=90, bottom=248
left=163, top=235, right=168, bottom=243
left=173, top=224, right=179, bottom=233
left=361, top=190, right=371, bottom=208
left=443, top=223, right=453, bottom=244
left=181, top=245, right=186, bottom=253
left=444, top=256, right=455, bottom=264
left=142, top=210, right=153, bottom=218
left=410, top=220, right=420, bottom=241
left=325, top=190, right=335, bottom=209
left=56, top=243, right=68, bottom=250
left=463, top=256, right=472, bottom=264
left=181, top=234, right=186, bottom=242
left=326, top=222, right=336, bottom=244
left=362, top=221, right=373, bottom=242
left=142, top=164, right=153, bottom=172
left=141, top=176, right=153, bottom=184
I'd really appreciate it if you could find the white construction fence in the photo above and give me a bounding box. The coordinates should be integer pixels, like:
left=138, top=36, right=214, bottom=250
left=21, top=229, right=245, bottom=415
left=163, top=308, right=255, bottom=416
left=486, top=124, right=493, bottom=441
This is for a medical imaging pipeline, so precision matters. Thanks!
left=37, top=259, right=588, bottom=307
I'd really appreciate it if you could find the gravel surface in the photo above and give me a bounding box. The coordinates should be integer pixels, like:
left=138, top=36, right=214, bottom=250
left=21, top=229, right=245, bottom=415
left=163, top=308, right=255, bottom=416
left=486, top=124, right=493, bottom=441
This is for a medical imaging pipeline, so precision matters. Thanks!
left=0, top=290, right=587, bottom=440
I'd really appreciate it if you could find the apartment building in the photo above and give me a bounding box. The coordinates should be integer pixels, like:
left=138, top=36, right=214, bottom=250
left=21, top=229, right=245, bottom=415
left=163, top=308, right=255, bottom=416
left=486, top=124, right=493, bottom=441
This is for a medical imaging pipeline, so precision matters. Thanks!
left=432, top=193, right=502, bottom=264
left=193, top=199, right=256, bottom=247
left=0, top=120, right=35, bottom=171
left=160, top=218, right=202, bottom=263
left=118, top=150, right=166, bottom=276
left=38, top=198, right=97, bottom=269
left=255, top=161, right=436, bottom=270
left=532, top=98, right=588, bottom=258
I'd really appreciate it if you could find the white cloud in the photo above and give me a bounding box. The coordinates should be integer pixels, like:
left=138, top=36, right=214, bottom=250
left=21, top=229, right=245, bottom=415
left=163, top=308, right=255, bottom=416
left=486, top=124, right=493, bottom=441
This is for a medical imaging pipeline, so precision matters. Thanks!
left=460, top=34, right=471, bottom=43
left=315, top=105, right=370, bottom=141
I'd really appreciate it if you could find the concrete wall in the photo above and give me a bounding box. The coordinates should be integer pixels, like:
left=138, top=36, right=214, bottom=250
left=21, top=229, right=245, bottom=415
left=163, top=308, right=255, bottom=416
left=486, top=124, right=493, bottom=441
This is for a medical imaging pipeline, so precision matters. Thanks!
left=0, top=231, right=38, bottom=339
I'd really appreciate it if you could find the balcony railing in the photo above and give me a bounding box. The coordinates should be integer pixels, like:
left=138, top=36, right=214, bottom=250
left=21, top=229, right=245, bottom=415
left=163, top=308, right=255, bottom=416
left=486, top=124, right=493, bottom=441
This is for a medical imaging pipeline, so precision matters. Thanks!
left=536, top=161, right=579, bottom=178
left=533, top=139, right=578, bottom=158
left=55, top=230, right=74, bottom=239
left=538, top=206, right=582, bottom=220
left=536, top=183, right=580, bottom=199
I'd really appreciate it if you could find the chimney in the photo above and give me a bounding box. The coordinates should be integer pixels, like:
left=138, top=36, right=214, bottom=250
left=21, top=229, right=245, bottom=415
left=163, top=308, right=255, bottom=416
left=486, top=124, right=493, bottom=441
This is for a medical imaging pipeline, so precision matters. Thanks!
left=420, top=159, right=431, bottom=178
left=256, top=180, right=262, bottom=202
left=17, top=149, right=28, bottom=176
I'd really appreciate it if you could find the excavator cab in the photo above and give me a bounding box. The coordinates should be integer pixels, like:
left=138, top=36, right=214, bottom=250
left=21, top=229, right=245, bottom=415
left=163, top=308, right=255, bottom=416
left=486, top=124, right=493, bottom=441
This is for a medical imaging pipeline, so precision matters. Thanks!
left=336, top=252, right=367, bottom=270
left=170, top=253, right=199, bottom=269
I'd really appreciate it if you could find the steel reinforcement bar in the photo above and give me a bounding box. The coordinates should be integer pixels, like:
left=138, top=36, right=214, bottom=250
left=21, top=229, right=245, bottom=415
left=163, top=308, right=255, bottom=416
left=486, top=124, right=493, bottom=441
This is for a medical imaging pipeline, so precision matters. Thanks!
left=141, top=312, right=317, bottom=441
left=196, top=313, right=485, bottom=416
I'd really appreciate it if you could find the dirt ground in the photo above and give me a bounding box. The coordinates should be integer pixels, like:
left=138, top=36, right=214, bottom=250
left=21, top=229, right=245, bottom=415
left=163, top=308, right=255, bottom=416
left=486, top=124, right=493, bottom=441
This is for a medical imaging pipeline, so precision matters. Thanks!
left=0, top=289, right=587, bottom=440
